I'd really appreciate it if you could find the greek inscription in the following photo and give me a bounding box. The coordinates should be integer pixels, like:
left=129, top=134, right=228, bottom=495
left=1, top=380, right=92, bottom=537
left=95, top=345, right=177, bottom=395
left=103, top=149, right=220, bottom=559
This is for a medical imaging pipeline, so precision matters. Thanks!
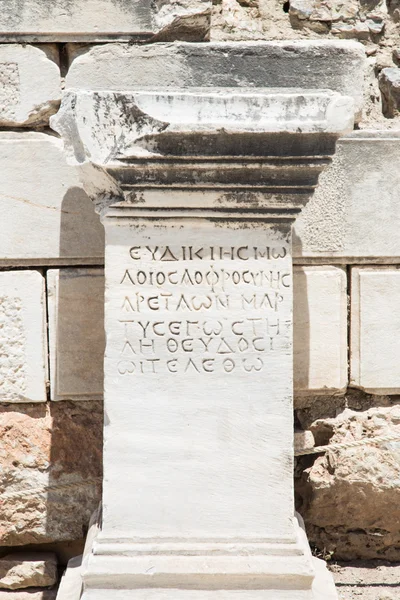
left=115, top=242, right=290, bottom=376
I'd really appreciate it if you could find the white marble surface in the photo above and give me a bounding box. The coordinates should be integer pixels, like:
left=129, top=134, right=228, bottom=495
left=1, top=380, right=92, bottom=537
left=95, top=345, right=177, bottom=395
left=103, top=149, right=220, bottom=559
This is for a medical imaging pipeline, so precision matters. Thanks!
left=0, top=132, right=104, bottom=266
left=294, top=266, right=347, bottom=393
left=47, top=268, right=105, bottom=401
left=0, top=45, right=60, bottom=127
left=0, top=271, right=47, bottom=403
left=351, top=267, right=400, bottom=394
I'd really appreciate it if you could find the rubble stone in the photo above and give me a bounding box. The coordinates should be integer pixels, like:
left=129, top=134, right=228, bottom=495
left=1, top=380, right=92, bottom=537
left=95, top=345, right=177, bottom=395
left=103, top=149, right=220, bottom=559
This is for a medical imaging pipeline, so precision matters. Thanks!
left=297, top=405, right=400, bottom=560
left=0, top=553, right=57, bottom=590
left=0, top=402, right=102, bottom=547
left=0, top=592, right=56, bottom=600
left=379, top=67, right=400, bottom=117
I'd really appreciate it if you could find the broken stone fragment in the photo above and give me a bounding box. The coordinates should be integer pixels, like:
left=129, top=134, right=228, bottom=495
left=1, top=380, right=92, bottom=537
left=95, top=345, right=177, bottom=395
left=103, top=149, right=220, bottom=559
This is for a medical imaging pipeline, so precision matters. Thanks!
left=152, top=0, right=211, bottom=41
left=0, top=45, right=60, bottom=127
left=331, top=21, right=370, bottom=39
left=296, top=405, right=400, bottom=560
left=379, top=67, right=400, bottom=117
left=0, top=554, right=57, bottom=590
left=294, top=430, right=315, bottom=453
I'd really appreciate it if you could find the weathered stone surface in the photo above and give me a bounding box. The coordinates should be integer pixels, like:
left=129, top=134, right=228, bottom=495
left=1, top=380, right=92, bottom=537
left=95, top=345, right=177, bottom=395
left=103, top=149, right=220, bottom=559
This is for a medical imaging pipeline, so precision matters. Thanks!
left=52, top=89, right=355, bottom=171
left=0, top=132, right=104, bottom=266
left=296, top=405, right=400, bottom=560
left=65, top=41, right=366, bottom=119
left=0, top=553, right=57, bottom=590
left=0, top=45, right=60, bottom=127
left=294, top=131, right=400, bottom=261
left=0, top=0, right=211, bottom=42
left=151, top=0, right=211, bottom=41
left=379, top=67, right=400, bottom=117
left=0, top=591, right=56, bottom=600
left=289, top=0, right=385, bottom=42
left=47, top=269, right=105, bottom=402
left=294, top=267, right=347, bottom=394
left=0, top=271, right=46, bottom=404
left=350, top=267, right=400, bottom=394
left=0, top=402, right=102, bottom=546
left=0, top=0, right=153, bottom=41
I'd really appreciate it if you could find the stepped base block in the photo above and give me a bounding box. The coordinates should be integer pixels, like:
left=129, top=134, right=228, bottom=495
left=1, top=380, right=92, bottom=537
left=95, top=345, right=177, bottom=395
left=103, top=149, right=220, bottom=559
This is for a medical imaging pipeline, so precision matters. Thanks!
left=80, top=519, right=338, bottom=600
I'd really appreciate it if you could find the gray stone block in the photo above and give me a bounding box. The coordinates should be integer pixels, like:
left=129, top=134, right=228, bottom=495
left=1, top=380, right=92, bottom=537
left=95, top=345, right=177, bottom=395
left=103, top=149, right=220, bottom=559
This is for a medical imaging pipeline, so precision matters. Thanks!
left=66, top=41, right=366, bottom=120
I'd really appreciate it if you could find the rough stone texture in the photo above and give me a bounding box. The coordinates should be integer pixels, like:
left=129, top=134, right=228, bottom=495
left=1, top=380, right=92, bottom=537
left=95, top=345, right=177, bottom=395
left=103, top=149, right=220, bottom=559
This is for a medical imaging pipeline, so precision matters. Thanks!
left=293, top=266, right=347, bottom=394
left=351, top=267, right=400, bottom=394
left=289, top=0, right=386, bottom=41
left=0, top=553, right=57, bottom=590
left=0, top=132, right=104, bottom=266
left=152, top=0, right=211, bottom=41
left=0, top=592, right=56, bottom=600
left=0, top=45, right=60, bottom=127
left=47, top=269, right=105, bottom=402
left=0, top=402, right=102, bottom=547
left=0, top=0, right=212, bottom=42
left=0, top=271, right=47, bottom=404
left=65, top=41, right=366, bottom=120
left=296, top=405, right=400, bottom=560
left=294, top=131, right=400, bottom=261
left=379, top=67, right=400, bottom=117
left=332, top=561, right=400, bottom=600
left=0, top=0, right=153, bottom=41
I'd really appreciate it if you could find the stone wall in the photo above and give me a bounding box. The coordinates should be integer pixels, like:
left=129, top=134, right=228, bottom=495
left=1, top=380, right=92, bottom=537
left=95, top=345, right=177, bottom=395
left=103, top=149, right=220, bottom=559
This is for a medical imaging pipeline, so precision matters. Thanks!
left=0, top=1, right=399, bottom=596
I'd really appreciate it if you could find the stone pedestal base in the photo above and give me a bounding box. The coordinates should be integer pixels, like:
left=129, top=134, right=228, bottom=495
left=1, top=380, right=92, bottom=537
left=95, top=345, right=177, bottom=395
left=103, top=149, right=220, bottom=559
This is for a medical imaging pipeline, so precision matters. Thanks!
left=79, top=517, right=337, bottom=600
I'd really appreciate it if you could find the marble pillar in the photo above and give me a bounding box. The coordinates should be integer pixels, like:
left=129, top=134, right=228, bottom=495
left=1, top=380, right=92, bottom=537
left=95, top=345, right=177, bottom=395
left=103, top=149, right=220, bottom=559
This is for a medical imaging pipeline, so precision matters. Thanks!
left=52, top=85, right=355, bottom=600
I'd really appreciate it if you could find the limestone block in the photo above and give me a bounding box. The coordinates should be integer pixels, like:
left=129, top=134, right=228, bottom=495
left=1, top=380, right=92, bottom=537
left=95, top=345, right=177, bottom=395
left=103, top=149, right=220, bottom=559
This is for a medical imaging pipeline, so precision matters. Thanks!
left=47, top=269, right=105, bottom=402
left=0, top=132, right=104, bottom=265
left=350, top=267, right=400, bottom=394
left=0, top=0, right=211, bottom=42
left=0, top=553, right=57, bottom=590
left=0, top=0, right=152, bottom=41
left=294, top=267, right=347, bottom=394
left=379, top=67, right=400, bottom=118
left=297, top=406, right=400, bottom=560
left=0, top=592, right=56, bottom=600
left=0, top=271, right=46, bottom=404
left=0, top=45, right=60, bottom=127
left=0, top=401, right=102, bottom=546
left=294, top=131, right=400, bottom=261
left=65, top=41, right=366, bottom=119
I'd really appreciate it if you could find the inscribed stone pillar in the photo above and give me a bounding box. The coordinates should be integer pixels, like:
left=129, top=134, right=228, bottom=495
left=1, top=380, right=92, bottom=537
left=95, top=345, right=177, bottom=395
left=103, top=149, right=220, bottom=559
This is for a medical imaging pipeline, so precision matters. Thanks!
left=52, top=83, right=355, bottom=600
